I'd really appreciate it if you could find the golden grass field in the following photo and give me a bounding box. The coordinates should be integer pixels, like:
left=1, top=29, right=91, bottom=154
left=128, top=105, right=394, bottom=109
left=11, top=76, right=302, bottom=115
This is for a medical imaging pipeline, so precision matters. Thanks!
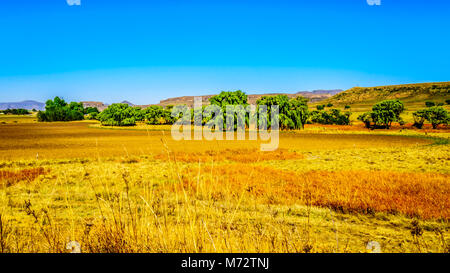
left=0, top=115, right=449, bottom=253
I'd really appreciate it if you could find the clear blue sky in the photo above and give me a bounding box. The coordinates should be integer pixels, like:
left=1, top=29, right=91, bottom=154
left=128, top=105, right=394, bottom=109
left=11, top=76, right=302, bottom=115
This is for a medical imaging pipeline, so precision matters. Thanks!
left=0, top=0, right=449, bottom=104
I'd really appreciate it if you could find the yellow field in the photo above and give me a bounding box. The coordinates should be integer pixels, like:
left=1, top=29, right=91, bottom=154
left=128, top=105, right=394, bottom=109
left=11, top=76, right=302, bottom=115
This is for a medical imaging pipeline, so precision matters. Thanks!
left=0, top=117, right=449, bottom=253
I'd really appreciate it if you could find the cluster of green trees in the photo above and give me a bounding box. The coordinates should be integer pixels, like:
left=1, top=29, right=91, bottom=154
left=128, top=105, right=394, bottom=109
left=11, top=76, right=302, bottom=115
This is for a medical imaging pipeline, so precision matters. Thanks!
left=38, top=94, right=449, bottom=130
left=98, top=103, right=142, bottom=126
left=256, top=95, right=309, bottom=130
left=37, top=97, right=100, bottom=122
left=97, top=91, right=312, bottom=130
left=357, top=100, right=405, bottom=129
left=413, top=107, right=449, bottom=129
left=309, top=109, right=351, bottom=125
left=97, top=104, right=176, bottom=126
left=357, top=99, right=449, bottom=129
left=37, top=97, right=86, bottom=122
left=0, top=108, right=30, bottom=115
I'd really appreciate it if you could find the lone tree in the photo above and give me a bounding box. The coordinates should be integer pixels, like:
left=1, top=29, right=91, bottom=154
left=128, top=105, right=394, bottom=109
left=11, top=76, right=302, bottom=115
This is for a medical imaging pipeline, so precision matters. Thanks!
left=357, top=99, right=404, bottom=129
left=257, top=95, right=309, bottom=130
left=412, top=109, right=427, bottom=129
left=423, top=106, right=448, bottom=129
left=371, top=99, right=405, bottom=129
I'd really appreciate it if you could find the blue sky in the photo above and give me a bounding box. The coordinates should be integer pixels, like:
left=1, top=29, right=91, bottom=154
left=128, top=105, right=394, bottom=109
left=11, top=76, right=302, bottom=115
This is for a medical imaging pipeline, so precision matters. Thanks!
left=0, top=0, right=449, bottom=104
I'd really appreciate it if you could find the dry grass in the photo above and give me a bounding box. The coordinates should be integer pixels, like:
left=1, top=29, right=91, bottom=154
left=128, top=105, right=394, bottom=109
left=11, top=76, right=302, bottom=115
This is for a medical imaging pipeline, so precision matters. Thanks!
left=155, top=148, right=304, bottom=163
left=0, top=121, right=448, bottom=253
left=179, top=165, right=449, bottom=220
left=0, top=122, right=432, bottom=160
left=0, top=168, right=48, bottom=188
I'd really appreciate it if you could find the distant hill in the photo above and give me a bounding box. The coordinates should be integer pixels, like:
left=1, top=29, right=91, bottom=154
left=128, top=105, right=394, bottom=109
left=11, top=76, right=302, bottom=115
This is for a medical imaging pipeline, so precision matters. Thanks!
left=81, top=101, right=110, bottom=111
left=121, top=100, right=135, bottom=106
left=0, top=100, right=45, bottom=111
left=157, top=89, right=343, bottom=107
left=324, top=82, right=450, bottom=106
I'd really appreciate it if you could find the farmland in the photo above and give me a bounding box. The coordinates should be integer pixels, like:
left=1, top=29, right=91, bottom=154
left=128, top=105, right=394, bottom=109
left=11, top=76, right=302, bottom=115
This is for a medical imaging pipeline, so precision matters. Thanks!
left=0, top=116, right=449, bottom=253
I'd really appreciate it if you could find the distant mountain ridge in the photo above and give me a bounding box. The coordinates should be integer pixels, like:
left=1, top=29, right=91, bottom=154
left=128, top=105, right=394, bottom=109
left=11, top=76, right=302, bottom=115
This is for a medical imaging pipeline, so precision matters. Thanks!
left=0, top=100, right=45, bottom=111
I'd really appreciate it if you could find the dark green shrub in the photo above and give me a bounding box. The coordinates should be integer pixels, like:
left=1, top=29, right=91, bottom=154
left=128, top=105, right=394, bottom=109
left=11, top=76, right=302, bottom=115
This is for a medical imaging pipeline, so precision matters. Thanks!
left=425, top=101, right=435, bottom=107
left=310, top=109, right=351, bottom=125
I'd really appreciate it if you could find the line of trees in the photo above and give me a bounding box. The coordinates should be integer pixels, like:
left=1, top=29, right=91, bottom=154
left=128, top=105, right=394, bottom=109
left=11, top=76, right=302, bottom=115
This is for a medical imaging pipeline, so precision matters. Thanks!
left=96, top=91, right=314, bottom=130
left=412, top=106, right=449, bottom=129
left=358, top=99, right=449, bottom=129
left=37, top=95, right=448, bottom=130
left=0, top=108, right=31, bottom=115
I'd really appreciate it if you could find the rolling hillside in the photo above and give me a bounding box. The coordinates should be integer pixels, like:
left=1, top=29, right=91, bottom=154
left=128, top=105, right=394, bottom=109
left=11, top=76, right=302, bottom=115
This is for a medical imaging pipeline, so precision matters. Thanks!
left=323, top=82, right=450, bottom=107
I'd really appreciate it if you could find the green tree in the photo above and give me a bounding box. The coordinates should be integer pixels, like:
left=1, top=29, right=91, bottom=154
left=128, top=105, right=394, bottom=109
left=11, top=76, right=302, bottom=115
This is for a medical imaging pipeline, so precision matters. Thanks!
left=357, top=112, right=375, bottom=129
left=412, top=109, right=427, bottom=129
left=210, top=90, right=249, bottom=130
left=98, top=103, right=137, bottom=126
left=288, top=96, right=309, bottom=129
left=310, top=109, right=351, bottom=125
left=423, top=106, right=448, bottom=129
left=257, top=95, right=309, bottom=130
left=371, top=99, right=405, bottom=129
left=142, top=105, right=174, bottom=125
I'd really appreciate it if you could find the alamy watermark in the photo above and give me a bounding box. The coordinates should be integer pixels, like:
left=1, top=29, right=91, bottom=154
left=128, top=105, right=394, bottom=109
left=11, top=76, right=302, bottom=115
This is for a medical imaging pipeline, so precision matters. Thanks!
left=170, top=97, right=279, bottom=151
